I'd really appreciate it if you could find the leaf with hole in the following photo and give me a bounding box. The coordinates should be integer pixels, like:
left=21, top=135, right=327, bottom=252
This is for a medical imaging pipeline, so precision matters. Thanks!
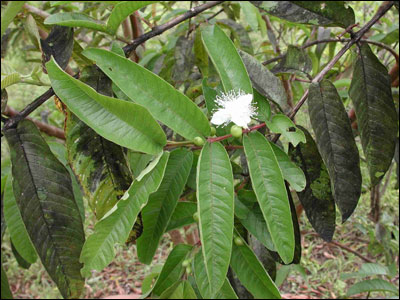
left=308, top=79, right=361, bottom=222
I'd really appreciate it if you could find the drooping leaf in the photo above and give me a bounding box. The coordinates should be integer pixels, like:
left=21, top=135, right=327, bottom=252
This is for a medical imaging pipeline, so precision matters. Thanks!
left=270, top=142, right=306, bottom=192
left=137, top=148, right=193, bottom=264
left=201, top=25, right=253, bottom=94
left=1, top=262, right=13, bottom=299
left=47, top=57, right=166, bottom=154
left=11, top=240, right=31, bottom=269
left=349, top=43, right=398, bottom=186
left=288, top=126, right=336, bottom=241
left=243, top=131, right=294, bottom=264
left=166, top=201, right=197, bottom=231
left=235, top=189, right=275, bottom=251
left=197, top=142, right=234, bottom=297
left=193, top=250, right=238, bottom=299
left=239, top=50, right=289, bottom=113
left=271, top=45, right=312, bottom=77
left=308, top=80, right=361, bottom=222
left=346, top=279, right=399, bottom=297
left=64, top=66, right=133, bottom=219
left=82, top=48, right=211, bottom=140
left=217, top=19, right=254, bottom=55
left=151, top=244, right=193, bottom=296
left=266, top=114, right=306, bottom=147
left=44, top=13, right=106, bottom=32
left=41, top=26, right=74, bottom=71
left=4, top=119, right=85, bottom=299
left=230, top=230, right=281, bottom=299
left=251, top=1, right=355, bottom=28
left=106, top=1, right=156, bottom=34
left=3, top=175, right=37, bottom=264
left=1, top=1, right=25, bottom=37
left=80, top=152, right=169, bottom=277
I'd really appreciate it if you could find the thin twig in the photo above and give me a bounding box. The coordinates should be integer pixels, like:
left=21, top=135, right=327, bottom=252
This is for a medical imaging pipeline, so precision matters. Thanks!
left=329, top=240, right=375, bottom=263
left=123, top=1, right=224, bottom=56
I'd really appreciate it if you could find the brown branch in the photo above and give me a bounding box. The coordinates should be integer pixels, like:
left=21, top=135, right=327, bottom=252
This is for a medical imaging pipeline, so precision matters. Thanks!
left=329, top=240, right=375, bottom=263
left=123, top=1, right=224, bottom=56
left=4, top=106, right=65, bottom=139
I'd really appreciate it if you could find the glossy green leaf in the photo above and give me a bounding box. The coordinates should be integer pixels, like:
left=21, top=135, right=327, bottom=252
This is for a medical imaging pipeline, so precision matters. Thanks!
left=347, top=279, right=399, bottom=296
left=64, top=66, right=133, bottom=219
left=253, top=89, right=271, bottom=122
left=166, top=202, right=197, bottom=231
left=83, top=48, right=211, bottom=140
left=3, top=176, right=37, bottom=264
left=80, top=152, right=169, bottom=277
left=251, top=1, right=355, bottom=28
left=270, top=142, right=306, bottom=192
left=201, top=25, right=252, bottom=94
left=309, top=80, right=361, bottom=222
left=235, top=190, right=275, bottom=251
left=193, top=250, right=238, bottom=299
left=349, top=43, right=398, bottom=186
left=4, top=119, right=85, bottom=299
left=243, top=131, right=294, bottom=263
left=266, top=114, right=306, bottom=147
left=1, top=262, right=13, bottom=299
left=47, top=57, right=166, bottom=154
left=288, top=126, right=335, bottom=241
left=44, top=13, right=106, bottom=32
left=11, top=240, right=31, bottom=269
left=202, top=78, right=218, bottom=116
left=1, top=1, right=25, bottom=37
left=271, top=45, right=312, bottom=77
left=230, top=231, right=281, bottom=299
left=239, top=50, right=288, bottom=113
left=152, top=244, right=193, bottom=296
left=106, top=1, right=156, bottom=34
left=196, top=142, right=234, bottom=297
left=137, top=148, right=193, bottom=264
left=127, top=151, right=153, bottom=179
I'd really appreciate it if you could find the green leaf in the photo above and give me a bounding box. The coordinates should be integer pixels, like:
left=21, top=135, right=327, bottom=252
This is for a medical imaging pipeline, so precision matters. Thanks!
left=253, top=89, right=271, bottom=122
left=3, top=176, right=37, bottom=264
left=308, top=80, right=361, bottom=222
left=217, top=19, right=254, bottom=55
left=11, top=240, right=31, bottom=269
left=239, top=50, right=288, bottom=113
left=137, top=148, right=193, bottom=264
left=288, top=126, right=336, bottom=241
left=240, top=2, right=259, bottom=31
left=196, top=142, right=234, bottom=297
left=347, top=279, right=399, bottom=296
left=194, top=28, right=209, bottom=77
left=80, top=152, right=169, bottom=277
left=193, top=250, right=238, bottom=299
left=24, top=14, right=41, bottom=50
left=251, top=1, right=355, bottom=28
left=341, top=263, right=390, bottom=280
left=4, top=119, right=85, bottom=299
left=64, top=66, right=133, bottom=219
left=46, top=57, right=166, bottom=154
left=152, top=244, right=193, bottom=296
left=1, top=262, right=13, bottom=299
left=349, top=44, right=398, bottom=186
left=202, top=78, right=218, bottom=116
left=166, top=202, right=197, bottom=231
left=270, top=142, right=306, bottom=192
left=201, top=25, right=252, bottom=94
left=266, top=114, right=306, bottom=147
left=106, top=1, right=156, bottom=34
left=172, top=36, right=195, bottom=84
left=83, top=48, right=211, bottom=140
left=235, top=190, right=275, bottom=251
left=1, top=73, right=21, bottom=90
left=127, top=151, right=153, bottom=179
left=44, top=12, right=107, bottom=32
left=243, top=131, right=294, bottom=263
left=1, top=1, right=25, bottom=37
left=230, top=231, right=281, bottom=299
left=271, top=45, right=312, bottom=77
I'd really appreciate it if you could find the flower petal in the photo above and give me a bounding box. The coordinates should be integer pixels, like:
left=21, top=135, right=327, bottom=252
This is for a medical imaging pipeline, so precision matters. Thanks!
left=211, top=108, right=231, bottom=126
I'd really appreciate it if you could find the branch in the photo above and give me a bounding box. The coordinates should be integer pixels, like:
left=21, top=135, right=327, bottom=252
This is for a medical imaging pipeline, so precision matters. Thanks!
left=123, top=1, right=224, bottom=56
left=4, top=106, right=65, bottom=140
left=329, top=240, right=375, bottom=263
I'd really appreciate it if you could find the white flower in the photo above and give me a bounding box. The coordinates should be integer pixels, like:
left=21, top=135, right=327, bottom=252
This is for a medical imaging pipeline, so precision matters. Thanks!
left=210, top=89, right=256, bottom=129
